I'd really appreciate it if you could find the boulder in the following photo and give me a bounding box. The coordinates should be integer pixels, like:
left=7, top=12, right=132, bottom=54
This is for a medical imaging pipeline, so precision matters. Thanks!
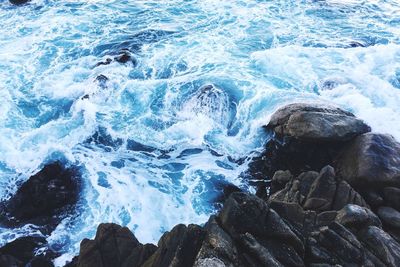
left=336, top=133, right=400, bottom=188
left=0, top=236, right=56, bottom=267
left=0, top=161, right=81, bottom=232
left=335, top=204, right=381, bottom=229
left=359, top=226, right=400, bottom=267
left=377, top=206, right=400, bottom=229
left=267, top=103, right=370, bottom=142
left=76, top=223, right=156, bottom=267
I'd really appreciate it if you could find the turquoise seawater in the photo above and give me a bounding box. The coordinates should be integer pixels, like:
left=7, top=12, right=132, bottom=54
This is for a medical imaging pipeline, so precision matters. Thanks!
left=1, top=0, right=400, bottom=264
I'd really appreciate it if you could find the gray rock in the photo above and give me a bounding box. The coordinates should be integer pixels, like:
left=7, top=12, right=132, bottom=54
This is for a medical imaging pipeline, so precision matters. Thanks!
left=383, top=187, right=400, bottom=211
left=335, top=204, right=381, bottom=229
left=359, top=226, right=400, bottom=267
left=303, top=166, right=337, bottom=211
left=377, top=206, right=400, bottom=229
left=143, top=224, right=205, bottom=267
left=77, top=223, right=156, bottom=267
left=270, top=166, right=367, bottom=215
left=194, top=217, right=239, bottom=267
left=336, top=133, right=400, bottom=188
left=267, top=103, right=370, bottom=141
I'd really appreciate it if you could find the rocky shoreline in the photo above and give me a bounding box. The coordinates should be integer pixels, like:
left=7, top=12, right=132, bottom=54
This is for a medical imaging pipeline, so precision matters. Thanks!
left=1, top=102, right=400, bottom=267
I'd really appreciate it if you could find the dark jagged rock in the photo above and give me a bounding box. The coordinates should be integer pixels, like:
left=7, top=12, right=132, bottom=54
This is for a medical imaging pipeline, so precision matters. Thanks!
left=266, top=102, right=370, bottom=141
left=0, top=236, right=56, bottom=267
left=0, top=161, right=81, bottom=232
left=359, top=226, right=400, bottom=266
left=142, top=224, right=205, bottom=267
left=269, top=166, right=367, bottom=214
left=247, top=138, right=342, bottom=196
left=9, top=0, right=29, bottom=5
left=336, top=133, right=400, bottom=189
left=95, top=51, right=136, bottom=67
left=75, top=223, right=156, bottom=267
left=335, top=204, right=381, bottom=230
left=247, top=103, right=370, bottom=195
left=219, top=192, right=305, bottom=267
left=193, top=216, right=240, bottom=266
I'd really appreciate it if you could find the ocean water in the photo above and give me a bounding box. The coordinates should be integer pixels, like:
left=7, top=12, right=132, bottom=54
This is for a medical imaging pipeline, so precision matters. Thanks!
left=1, top=0, right=400, bottom=264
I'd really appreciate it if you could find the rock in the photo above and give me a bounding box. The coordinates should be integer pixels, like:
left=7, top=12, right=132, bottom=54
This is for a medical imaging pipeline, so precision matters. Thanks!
left=267, top=103, right=370, bottom=142
left=270, top=170, right=293, bottom=193
left=114, top=51, right=136, bottom=65
left=303, top=166, right=337, bottom=212
left=269, top=166, right=367, bottom=214
left=76, top=223, right=156, bottom=267
left=383, top=187, right=400, bottom=211
left=218, top=192, right=305, bottom=267
left=142, top=224, right=205, bottom=267
left=0, top=161, right=81, bottom=232
left=9, top=0, right=29, bottom=5
left=95, top=74, right=109, bottom=89
left=95, top=58, right=112, bottom=67
left=311, top=222, right=364, bottom=265
left=335, top=204, right=381, bottom=230
left=377, top=206, right=400, bottom=229
left=336, top=133, right=400, bottom=188
left=95, top=51, right=136, bottom=67
left=194, top=216, right=240, bottom=267
left=359, top=226, right=400, bottom=267
left=0, top=236, right=56, bottom=267
left=187, top=84, right=237, bottom=128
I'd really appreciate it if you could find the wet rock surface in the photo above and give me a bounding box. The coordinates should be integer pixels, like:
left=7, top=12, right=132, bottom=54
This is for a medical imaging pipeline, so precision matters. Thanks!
left=0, top=161, right=81, bottom=232
left=266, top=102, right=370, bottom=141
left=0, top=236, right=57, bottom=267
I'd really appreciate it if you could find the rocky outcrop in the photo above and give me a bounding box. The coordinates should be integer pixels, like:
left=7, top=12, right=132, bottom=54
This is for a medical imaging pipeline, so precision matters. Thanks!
left=74, top=223, right=156, bottom=267
left=0, top=161, right=81, bottom=232
left=267, top=102, right=370, bottom=141
left=269, top=166, right=367, bottom=213
left=248, top=103, right=371, bottom=197
left=0, top=236, right=57, bottom=267
left=65, top=191, right=400, bottom=267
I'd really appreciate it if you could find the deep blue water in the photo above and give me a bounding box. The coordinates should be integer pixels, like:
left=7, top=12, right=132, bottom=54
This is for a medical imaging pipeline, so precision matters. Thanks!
left=1, top=0, right=400, bottom=265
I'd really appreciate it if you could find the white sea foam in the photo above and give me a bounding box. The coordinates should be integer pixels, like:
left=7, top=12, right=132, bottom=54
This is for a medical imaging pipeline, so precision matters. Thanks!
left=0, top=0, right=400, bottom=265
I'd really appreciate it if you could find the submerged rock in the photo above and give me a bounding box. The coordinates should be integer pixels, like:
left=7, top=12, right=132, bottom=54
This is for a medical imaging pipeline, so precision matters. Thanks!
left=0, top=161, right=81, bottom=232
left=186, top=84, right=237, bottom=128
left=9, top=0, right=29, bottom=5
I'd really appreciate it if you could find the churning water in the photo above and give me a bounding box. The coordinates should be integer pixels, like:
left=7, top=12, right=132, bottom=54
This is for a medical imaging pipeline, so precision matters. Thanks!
left=1, top=0, right=400, bottom=264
